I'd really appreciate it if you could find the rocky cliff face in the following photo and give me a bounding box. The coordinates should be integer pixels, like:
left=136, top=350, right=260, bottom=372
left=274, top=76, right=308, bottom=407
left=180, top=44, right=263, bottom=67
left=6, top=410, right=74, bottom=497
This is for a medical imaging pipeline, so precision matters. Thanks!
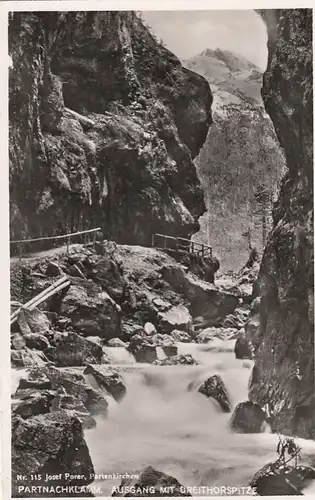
left=9, top=12, right=212, bottom=246
left=185, top=49, right=286, bottom=271
left=248, top=9, right=314, bottom=439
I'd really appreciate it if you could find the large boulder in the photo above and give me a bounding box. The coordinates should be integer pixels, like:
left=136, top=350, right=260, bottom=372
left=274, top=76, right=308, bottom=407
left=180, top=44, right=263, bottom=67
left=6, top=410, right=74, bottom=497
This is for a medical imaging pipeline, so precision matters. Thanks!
left=112, top=465, right=191, bottom=496
left=158, top=305, right=193, bottom=334
left=121, top=321, right=146, bottom=341
left=60, top=278, right=121, bottom=339
left=11, top=348, right=48, bottom=368
left=127, top=333, right=178, bottom=363
left=89, top=257, right=127, bottom=301
left=250, top=462, right=315, bottom=495
left=18, top=368, right=51, bottom=390
left=107, top=338, right=127, bottom=348
left=46, top=261, right=62, bottom=277
left=52, top=331, right=108, bottom=366
left=127, top=334, right=158, bottom=363
left=17, top=307, right=51, bottom=336
left=38, top=365, right=108, bottom=415
left=24, top=332, right=51, bottom=351
left=12, top=412, right=95, bottom=497
left=230, top=401, right=266, bottom=433
left=50, top=393, right=96, bottom=429
left=12, top=390, right=55, bottom=419
left=161, top=265, right=239, bottom=322
left=197, top=375, right=231, bottom=412
left=84, top=365, right=126, bottom=402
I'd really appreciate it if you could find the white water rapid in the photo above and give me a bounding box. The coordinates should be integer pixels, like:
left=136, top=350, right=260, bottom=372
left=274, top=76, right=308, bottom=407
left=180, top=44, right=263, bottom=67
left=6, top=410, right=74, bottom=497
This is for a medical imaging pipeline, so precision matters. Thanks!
left=84, top=343, right=315, bottom=496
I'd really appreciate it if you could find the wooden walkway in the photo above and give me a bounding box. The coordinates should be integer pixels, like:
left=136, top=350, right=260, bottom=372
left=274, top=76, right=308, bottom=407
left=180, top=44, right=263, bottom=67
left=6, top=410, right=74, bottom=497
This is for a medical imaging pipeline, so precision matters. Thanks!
left=152, top=233, right=212, bottom=259
left=10, top=227, right=101, bottom=258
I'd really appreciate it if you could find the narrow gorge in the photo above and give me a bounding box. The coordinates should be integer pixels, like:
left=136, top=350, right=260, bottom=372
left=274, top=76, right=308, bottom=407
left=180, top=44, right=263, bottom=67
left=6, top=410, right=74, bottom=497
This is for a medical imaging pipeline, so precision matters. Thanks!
left=9, top=8, right=314, bottom=498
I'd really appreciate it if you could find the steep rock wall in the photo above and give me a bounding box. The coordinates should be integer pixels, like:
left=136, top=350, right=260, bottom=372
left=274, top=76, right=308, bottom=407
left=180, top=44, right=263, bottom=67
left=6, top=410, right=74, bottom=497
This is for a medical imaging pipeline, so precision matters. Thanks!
left=9, top=12, right=212, bottom=246
left=248, top=9, right=314, bottom=438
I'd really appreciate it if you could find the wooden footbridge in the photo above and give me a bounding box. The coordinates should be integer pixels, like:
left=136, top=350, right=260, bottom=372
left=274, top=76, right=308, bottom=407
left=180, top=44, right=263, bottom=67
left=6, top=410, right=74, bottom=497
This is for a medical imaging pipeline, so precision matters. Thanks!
left=151, top=233, right=212, bottom=259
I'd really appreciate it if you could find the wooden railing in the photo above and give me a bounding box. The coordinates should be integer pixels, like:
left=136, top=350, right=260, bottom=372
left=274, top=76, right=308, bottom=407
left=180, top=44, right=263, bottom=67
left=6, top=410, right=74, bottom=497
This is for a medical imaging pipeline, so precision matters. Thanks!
left=152, top=233, right=212, bottom=259
left=10, top=227, right=102, bottom=257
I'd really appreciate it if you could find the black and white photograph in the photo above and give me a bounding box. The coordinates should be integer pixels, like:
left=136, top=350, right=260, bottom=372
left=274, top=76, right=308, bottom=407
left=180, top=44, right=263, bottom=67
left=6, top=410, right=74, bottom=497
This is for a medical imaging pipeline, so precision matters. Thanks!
left=5, top=4, right=315, bottom=498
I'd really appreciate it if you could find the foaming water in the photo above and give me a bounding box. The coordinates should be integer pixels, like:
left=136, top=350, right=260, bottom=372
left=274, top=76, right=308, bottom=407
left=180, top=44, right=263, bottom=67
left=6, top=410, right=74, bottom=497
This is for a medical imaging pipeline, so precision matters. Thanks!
left=84, top=345, right=315, bottom=496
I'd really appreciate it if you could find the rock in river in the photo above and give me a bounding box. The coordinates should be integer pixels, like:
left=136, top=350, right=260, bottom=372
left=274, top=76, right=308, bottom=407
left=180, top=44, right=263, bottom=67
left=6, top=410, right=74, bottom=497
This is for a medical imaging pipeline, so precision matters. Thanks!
left=84, top=364, right=127, bottom=402
left=250, top=461, right=315, bottom=495
left=197, top=375, right=231, bottom=413
left=230, top=401, right=266, bottom=433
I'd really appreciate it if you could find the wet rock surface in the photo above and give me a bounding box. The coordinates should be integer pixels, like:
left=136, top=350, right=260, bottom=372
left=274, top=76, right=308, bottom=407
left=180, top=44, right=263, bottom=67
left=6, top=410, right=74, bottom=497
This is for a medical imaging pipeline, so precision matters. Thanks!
left=230, top=401, right=266, bottom=433
left=59, top=278, right=122, bottom=339
left=84, top=365, right=127, bottom=402
left=250, top=461, right=315, bottom=495
left=197, top=375, right=231, bottom=413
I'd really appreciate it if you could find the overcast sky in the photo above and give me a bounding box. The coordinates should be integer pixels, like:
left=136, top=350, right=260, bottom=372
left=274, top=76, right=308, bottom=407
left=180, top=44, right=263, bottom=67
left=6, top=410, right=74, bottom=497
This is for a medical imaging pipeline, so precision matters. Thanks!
left=142, top=10, right=268, bottom=70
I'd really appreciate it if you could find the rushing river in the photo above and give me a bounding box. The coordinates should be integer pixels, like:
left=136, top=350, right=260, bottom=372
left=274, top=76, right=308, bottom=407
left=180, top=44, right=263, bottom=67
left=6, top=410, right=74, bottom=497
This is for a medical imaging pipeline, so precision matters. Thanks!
left=11, top=341, right=315, bottom=496
left=83, top=342, right=315, bottom=496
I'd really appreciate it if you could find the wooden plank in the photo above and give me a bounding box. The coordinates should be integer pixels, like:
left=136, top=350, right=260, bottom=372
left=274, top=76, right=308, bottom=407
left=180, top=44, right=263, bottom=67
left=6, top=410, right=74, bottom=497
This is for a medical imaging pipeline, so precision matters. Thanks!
left=10, top=276, right=68, bottom=323
left=10, top=279, right=70, bottom=326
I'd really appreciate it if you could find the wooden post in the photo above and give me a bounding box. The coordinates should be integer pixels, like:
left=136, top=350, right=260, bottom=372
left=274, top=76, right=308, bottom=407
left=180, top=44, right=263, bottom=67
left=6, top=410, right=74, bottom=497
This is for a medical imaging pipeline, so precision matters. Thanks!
left=191, top=241, right=194, bottom=255
left=93, top=230, right=96, bottom=250
left=202, top=244, right=204, bottom=258
left=151, top=234, right=155, bottom=248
